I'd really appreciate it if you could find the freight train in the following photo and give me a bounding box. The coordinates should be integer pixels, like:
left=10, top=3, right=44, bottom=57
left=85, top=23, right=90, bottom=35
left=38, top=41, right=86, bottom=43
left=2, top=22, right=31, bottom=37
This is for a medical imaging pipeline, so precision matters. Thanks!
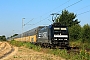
left=13, top=22, right=69, bottom=48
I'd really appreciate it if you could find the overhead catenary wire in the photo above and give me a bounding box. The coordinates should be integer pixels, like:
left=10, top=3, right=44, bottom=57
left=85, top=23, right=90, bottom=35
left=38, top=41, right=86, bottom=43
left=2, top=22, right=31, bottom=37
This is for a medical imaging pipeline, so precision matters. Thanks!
left=25, top=0, right=83, bottom=28
left=57, top=0, right=83, bottom=13
left=77, top=10, right=90, bottom=16
left=36, top=0, right=82, bottom=24
left=30, top=0, right=83, bottom=27
left=24, top=0, right=71, bottom=27
left=41, top=0, right=70, bottom=16
left=34, top=15, right=51, bottom=26
left=38, top=0, right=83, bottom=24
left=24, top=18, right=34, bottom=26
left=34, top=0, right=90, bottom=27
left=48, top=19, right=52, bottom=23
left=74, top=5, right=90, bottom=12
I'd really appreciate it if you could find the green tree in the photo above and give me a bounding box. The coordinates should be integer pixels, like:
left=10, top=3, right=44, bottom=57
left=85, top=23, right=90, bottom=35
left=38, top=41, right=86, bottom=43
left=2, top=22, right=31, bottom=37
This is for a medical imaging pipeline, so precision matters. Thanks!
left=69, top=24, right=81, bottom=40
left=82, top=24, right=90, bottom=43
left=0, top=35, right=6, bottom=41
left=55, top=10, right=80, bottom=27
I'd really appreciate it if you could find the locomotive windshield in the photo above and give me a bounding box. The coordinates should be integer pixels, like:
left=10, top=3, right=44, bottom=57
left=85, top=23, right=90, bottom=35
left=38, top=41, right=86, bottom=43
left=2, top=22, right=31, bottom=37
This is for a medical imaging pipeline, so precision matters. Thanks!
left=54, top=27, right=68, bottom=35
left=38, top=26, right=48, bottom=38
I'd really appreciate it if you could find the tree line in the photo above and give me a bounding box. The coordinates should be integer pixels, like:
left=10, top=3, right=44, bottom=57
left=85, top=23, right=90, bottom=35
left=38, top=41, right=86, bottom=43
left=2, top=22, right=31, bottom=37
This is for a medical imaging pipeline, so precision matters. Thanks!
left=0, top=34, right=18, bottom=41
left=0, top=35, right=6, bottom=41
left=69, top=24, right=90, bottom=43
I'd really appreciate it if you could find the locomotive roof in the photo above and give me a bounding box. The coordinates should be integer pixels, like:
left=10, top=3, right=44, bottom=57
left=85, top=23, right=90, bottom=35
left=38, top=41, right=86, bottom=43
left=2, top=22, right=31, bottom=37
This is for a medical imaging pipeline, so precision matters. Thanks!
left=13, top=26, right=44, bottom=38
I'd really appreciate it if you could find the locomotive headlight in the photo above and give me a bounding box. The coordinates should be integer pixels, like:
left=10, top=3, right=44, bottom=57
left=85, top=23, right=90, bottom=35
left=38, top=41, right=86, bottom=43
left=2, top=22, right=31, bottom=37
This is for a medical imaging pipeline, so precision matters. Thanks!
left=64, top=39, right=67, bottom=40
left=54, top=39, right=57, bottom=40
left=54, top=28, right=60, bottom=30
left=58, top=39, right=61, bottom=40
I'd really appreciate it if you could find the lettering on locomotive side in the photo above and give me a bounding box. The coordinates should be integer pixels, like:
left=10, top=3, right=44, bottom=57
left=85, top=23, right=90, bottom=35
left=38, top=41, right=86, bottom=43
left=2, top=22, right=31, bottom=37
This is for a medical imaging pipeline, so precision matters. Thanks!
left=38, top=32, right=47, bottom=38
left=42, top=32, right=47, bottom=37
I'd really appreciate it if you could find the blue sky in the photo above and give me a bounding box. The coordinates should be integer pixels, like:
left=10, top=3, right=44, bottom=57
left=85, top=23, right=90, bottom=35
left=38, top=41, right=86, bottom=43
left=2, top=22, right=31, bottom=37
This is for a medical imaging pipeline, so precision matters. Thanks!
left=0, top=0, right=90, bottom=37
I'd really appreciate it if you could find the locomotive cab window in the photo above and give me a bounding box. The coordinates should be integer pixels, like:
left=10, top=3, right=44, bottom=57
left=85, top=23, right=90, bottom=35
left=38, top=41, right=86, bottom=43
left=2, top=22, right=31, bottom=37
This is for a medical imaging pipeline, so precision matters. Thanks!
left=54, top=27, right=68, bottom=35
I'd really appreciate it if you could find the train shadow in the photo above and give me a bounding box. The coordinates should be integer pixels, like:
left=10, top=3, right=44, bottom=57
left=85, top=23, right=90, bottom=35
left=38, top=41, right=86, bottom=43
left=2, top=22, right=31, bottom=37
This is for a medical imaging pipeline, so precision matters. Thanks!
left=66, top=46, right=79, bottom=50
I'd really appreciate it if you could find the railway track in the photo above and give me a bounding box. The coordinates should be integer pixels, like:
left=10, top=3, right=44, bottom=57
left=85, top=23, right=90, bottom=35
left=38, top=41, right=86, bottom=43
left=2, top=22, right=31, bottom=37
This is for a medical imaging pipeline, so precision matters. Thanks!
left=0, top=42, right=16, bottom=60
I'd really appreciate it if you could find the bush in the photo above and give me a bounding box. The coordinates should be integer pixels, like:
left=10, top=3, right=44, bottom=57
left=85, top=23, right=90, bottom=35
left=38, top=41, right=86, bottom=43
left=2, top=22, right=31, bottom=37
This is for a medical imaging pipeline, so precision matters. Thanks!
left=82, top=24, right=90, bottom=43
left=10, top=40, right=24, bottom=47
left=69, top=24, right=81, bottom=40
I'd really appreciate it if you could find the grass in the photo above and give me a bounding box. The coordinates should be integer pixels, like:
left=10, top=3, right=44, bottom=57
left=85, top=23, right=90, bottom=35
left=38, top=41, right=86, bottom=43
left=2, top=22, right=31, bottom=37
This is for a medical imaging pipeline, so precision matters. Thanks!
left=9, top=40, right=90, bottom=60
left=70, top=40, right=90, bottom=49
left=9, top=40, right=24, bottom=47
left=9, top=40, right=41, bottom=51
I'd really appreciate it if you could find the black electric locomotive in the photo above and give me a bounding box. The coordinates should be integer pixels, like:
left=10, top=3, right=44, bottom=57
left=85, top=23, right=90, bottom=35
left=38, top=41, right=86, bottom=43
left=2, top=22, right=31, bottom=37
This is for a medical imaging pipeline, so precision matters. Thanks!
left=37, top=22, right=69, bottom=48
